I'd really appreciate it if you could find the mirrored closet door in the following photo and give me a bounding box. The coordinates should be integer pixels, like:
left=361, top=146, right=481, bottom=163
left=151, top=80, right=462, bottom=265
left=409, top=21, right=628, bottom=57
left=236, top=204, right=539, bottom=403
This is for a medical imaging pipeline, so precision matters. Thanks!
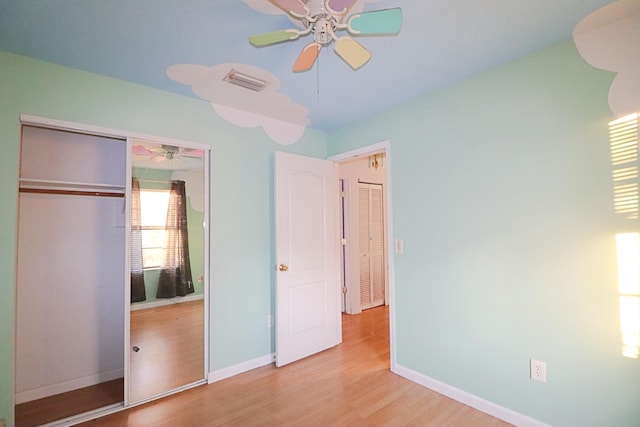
left=128, top=139, right=209, bottom=403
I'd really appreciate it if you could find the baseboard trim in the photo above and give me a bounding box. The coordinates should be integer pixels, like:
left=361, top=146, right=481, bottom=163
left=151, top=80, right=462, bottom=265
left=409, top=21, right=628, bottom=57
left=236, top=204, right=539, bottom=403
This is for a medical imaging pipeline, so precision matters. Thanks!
left=208, top=353, right=275, bottom=384
left=131, top=293, right=204, bottom=311
left=15, top=368, right=124, bottom=404
left=393, top=364, right=550, bottom=427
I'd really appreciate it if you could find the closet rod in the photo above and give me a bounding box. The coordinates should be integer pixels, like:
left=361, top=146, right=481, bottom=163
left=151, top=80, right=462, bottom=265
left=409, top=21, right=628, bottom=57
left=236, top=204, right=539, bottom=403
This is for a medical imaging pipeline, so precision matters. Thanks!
left=19, top=187, right=125, bottom=198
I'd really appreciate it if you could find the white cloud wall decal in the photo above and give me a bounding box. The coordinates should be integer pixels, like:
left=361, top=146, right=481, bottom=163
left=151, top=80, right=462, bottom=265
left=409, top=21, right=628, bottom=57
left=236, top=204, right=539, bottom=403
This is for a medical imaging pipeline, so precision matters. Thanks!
left=573, top=0, right=640, bottom=118
left=167, top=63, right=310, bottom=145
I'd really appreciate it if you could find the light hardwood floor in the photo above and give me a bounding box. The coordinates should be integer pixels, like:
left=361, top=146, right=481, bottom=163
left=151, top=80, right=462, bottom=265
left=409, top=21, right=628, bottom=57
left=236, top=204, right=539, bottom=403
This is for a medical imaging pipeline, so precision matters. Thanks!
left=80, top=306, right=512, bottom=427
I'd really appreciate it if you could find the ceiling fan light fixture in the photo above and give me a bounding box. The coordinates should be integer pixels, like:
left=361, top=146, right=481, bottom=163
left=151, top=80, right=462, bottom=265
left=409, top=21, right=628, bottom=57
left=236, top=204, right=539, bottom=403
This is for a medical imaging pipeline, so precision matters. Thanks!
left=223, top=69, right=270, bottom=92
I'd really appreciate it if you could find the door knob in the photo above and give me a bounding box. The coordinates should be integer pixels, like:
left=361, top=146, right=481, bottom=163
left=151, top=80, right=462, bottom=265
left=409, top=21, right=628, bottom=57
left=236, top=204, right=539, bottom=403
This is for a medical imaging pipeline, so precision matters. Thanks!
left=278, top=264, right=289, bottom=272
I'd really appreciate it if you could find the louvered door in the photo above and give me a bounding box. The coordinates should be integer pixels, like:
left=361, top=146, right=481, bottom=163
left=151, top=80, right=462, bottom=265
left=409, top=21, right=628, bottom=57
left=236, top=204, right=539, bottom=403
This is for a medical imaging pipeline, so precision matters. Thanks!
left=358, top=183, right=385, bottom=310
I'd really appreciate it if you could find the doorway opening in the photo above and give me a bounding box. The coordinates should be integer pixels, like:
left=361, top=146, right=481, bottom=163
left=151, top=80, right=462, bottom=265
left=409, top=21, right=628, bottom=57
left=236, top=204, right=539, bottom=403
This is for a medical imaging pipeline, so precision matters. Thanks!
left=330, top=140, right=395, bottom=369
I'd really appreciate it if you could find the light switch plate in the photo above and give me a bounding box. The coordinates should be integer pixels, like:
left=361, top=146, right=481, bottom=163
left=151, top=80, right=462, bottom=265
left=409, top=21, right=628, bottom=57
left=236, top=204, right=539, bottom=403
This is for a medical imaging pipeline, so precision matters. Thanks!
left=395, top=239, right=404, bottom=254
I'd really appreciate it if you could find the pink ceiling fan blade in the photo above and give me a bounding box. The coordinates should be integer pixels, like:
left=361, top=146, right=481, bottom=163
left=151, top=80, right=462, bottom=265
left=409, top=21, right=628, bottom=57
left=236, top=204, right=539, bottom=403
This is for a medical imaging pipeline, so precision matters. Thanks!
left=326, top=0, right=358, bottom=15
left=268, top=0, right=309, bottom=18
left=293, top=43, right=321, bottom=72
left=132, top=145, right=154, bottom=156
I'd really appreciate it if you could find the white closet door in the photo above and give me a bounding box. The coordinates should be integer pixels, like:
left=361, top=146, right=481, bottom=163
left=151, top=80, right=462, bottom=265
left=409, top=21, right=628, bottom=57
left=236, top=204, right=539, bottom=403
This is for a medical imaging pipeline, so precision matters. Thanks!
left=358, top=183, right=385, bottom=310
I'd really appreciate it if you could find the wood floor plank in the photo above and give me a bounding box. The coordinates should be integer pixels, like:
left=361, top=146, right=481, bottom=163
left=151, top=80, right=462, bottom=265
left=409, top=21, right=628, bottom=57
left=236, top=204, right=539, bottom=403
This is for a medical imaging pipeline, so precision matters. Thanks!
left=79, top=306, right=512, bottom=427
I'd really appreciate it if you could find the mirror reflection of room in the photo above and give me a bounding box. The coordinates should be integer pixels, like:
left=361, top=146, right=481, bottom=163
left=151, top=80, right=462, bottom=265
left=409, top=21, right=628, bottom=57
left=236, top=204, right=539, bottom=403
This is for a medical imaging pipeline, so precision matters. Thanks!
left=129, top=141, right=206, bottom=403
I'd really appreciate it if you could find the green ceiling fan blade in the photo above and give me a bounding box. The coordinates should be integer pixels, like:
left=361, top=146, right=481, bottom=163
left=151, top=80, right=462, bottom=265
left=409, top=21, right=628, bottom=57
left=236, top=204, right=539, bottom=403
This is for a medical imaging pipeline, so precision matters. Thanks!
left=268, top=0, right=309, bottom=18
left=249, top=29, right=300, bottom=47
left=347, top=8, right=403, bottom=35
left=334, top=37, right=371, bottom=70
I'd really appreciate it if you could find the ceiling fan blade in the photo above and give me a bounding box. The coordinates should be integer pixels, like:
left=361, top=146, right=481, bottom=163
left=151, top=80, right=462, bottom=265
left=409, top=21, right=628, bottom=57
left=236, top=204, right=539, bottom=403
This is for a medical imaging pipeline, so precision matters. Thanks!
left=347, top=8, right=403, bottom=35
left=325, top=0, right=358, bottom=14
left=334, top=37, right=371, bottom=70
left=293, top=43, right=321, bottom=72
left=249, top=29, right=300, bottom=47
left=268, top=0, right=309, bottom=18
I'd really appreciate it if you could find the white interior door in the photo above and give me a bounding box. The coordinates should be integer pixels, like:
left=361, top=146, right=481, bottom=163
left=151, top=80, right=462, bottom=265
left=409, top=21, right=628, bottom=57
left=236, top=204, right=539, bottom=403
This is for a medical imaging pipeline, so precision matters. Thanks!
left=275, top=151, right=341, bottom=367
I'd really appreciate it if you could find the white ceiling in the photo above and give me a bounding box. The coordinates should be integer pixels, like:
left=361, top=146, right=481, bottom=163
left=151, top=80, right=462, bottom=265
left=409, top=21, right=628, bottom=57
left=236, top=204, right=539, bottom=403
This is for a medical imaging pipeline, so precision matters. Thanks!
left=0, top=0, right=617, bottom=131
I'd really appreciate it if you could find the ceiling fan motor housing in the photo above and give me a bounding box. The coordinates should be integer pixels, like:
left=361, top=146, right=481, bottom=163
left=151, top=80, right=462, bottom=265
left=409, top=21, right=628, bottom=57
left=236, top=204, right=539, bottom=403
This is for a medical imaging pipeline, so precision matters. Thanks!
left=304, top=15, right=338, bottom=45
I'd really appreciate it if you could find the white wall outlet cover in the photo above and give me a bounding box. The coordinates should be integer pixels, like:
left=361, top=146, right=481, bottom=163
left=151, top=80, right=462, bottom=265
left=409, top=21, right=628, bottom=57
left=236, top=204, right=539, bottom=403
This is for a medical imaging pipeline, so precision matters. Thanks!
left=573, top=1, right=640, bottom=118
left=167, top=63, right=310, bottom=145
left=530, top=359, right=547, bottom=383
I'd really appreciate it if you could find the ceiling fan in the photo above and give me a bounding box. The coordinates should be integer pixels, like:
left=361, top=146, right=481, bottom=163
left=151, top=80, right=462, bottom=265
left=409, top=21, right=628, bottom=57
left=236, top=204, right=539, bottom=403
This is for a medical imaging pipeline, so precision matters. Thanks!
left=249, top=0, right=403, bottom=72
left=132, top=144, right=204, bottom=163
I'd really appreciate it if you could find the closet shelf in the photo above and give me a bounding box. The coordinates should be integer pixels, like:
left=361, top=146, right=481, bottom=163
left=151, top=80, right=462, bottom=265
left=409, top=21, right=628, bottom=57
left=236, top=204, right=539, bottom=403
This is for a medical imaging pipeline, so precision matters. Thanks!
left=19, top=178, right=125, bottom=197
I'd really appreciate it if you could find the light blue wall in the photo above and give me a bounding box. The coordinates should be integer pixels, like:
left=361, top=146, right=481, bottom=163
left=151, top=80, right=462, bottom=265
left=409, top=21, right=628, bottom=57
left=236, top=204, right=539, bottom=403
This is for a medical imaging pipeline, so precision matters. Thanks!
left=328, top=40, right=639, bottom=426
left=0, top=51, right=327, bottom=426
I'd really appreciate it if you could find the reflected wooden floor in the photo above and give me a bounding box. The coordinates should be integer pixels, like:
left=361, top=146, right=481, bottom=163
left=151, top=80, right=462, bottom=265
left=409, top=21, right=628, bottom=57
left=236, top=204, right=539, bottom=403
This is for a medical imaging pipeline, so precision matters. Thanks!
left=130, top=299, right=204, bottom=402
left=81, top=306, right=511, bottom=427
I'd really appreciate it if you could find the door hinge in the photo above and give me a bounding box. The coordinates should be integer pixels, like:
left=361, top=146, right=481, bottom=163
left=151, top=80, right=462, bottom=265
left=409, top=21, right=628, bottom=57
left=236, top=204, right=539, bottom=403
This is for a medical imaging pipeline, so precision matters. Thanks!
left=342, top=287, right=348, bottom=294
left=341, top=238, right=347, bottom=246
left=341, top=191, right=345, bottom=198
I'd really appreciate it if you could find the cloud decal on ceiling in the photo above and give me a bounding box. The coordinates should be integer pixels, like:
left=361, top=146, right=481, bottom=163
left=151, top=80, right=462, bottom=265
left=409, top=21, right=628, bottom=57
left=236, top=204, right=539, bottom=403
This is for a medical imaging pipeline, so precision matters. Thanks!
left=167, top=63, right=310, bottom=145
left=573, top=0, right=640, bottom=118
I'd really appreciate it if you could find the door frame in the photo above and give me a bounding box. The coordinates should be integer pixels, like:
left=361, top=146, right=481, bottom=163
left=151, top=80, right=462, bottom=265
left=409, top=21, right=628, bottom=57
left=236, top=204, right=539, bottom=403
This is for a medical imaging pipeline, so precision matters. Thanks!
left=328, top=140, right=396, bottom=371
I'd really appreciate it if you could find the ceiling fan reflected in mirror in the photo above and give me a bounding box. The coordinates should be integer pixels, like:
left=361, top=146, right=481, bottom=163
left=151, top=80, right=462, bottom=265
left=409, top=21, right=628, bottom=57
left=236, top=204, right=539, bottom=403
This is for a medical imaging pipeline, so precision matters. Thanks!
left=249, top=0, right=402, bottom=72
left=132, top=144, right=205, bottom=164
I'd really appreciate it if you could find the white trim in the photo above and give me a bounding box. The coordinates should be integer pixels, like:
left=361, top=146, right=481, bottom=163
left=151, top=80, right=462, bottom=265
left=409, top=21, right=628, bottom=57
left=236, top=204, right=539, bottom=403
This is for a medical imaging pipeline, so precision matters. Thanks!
left=208, top=353, right=275, bottom=383
left=393, top=364, right=551, bottom=427
left=130, top=293, right=204, bottom=311
left=15, top=369, right=124, bottom=405
left=124, top=137, right=133, bottom=406
left=328, top=140, right=397, bottom=369
left=202, top=146, right=212, bottom=387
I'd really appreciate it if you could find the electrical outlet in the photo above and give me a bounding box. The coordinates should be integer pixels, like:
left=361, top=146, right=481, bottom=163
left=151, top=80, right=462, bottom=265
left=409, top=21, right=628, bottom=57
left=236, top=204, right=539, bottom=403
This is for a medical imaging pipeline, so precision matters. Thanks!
left=530, top=359, right=547, bottom=383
